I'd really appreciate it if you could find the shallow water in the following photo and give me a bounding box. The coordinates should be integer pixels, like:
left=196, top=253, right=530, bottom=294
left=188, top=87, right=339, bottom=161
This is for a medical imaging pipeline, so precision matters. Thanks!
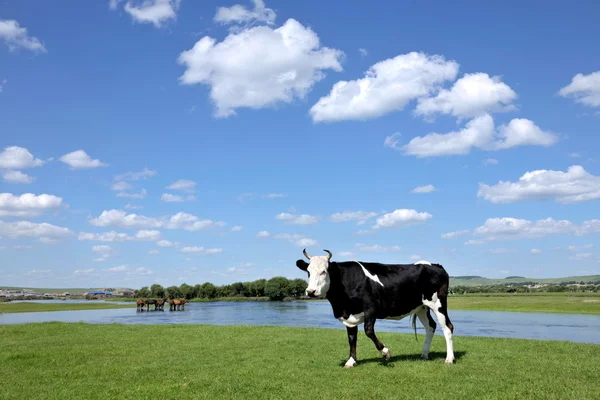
left=2, top=301, right=599, bottom=344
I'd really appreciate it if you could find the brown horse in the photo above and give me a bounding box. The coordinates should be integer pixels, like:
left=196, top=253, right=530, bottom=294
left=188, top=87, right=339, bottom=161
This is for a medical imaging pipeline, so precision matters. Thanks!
left=169, top=299, right=189, bottom=311
left=136, top=298, right=145, bottom=311
left=156, top=299, right=166, bottom=311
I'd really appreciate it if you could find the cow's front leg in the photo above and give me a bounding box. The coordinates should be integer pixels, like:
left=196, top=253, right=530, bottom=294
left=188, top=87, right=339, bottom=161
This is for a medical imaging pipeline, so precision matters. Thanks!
left=344, top=326, right=358, bottom=368
left=364, top=317, right=390, bottom=360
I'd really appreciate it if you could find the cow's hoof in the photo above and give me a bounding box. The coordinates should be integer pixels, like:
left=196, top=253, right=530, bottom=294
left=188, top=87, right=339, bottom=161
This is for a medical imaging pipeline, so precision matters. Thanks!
left=381, top=347, right=391, bottom=360
left=344, top=358, right=357, bottom=368
left=445, top=359, right=454, bottom=365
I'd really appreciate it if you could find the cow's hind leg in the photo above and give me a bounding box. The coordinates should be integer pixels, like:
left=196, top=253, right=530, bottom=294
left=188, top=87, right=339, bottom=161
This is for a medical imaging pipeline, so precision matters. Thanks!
left=422, top=288, right=455, bottom=364
left=416, top=307, right=436, bottom=360
left=364, top=316, right=390, bottom=360
left=344, top=326, right=358, bottom=368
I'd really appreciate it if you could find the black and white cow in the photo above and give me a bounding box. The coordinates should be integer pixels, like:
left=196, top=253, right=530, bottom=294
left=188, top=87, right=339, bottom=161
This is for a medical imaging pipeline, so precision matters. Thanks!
left=296, top=249, right=455, bottom=368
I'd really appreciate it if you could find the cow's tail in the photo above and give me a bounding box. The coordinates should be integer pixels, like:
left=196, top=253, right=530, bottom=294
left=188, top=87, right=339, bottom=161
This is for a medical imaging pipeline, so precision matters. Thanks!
left=411, top=314, right=418, bottom=342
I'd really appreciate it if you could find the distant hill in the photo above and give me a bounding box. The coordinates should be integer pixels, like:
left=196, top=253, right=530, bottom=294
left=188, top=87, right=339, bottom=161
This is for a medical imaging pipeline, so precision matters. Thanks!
left=0, top=287, right=135, bottom=295
left=450, top=275, right=600, bottom=287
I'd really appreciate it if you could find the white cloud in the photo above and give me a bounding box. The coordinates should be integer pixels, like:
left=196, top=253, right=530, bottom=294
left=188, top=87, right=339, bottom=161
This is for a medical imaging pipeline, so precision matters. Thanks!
left=274, top=233, right=317, bottom=247
left=409, top=255, right=421, bottom=260
left=411, top=184, right=436, bottom=194
left=329, top=211, right=377, bottom=225
left=358, top=48, right=368, bottom=57
left=257, top=230, right=270, bottom=238
left=116, top=0, right=180, bottom=28
left=164, top=212, right=225, bottom=231
left=73, top=268, right=95, bottom=275
left=177, top=18, right=344, bottom=118
left=0, top=244, right=33, bottom=250
left=135, top=229, right=161, bottom=241
left=397, top=114, right=557, bottom=158
left=415, top=73, right=517, bottom=120
left=484, top=158, right=499, bottom=165
left=0, top=193, right=62, bottom=218
left=567, top=244, right=594, bottom=252
left=25, top=269, right=52, bottom=277
left=441, top=229, right=470, bottom=239
left=161, top=193, right=184, bottom=202
left=180, top=246, right=223, bottom=254
left=0, top=146, right=44, bottom=169
left=0, top=79, right=6, bottom=92
left=116, top=189, right=147, bottom=199
left=355, top=243, right=402, bottom=253
left=114, top=168, right=157, bottom=181
left=2, top=170, right=34, bottom=184
left=89, top=210, right=162, bottom=229
left=127, top=267, right=153, bottom=276
left=110, top=181, right=133, bottom=191
left=0, top=19, right=46, bottom=52
left=106, top=265, right=128, bottom=272
left=373, top=209, right=432, bottom=229
left=124, top=204, right=143, bottom=210
left=78, top=231, right=132, bottom=242
left=478, top=165, right=600, bottom=204
left=569, top=153, right=581, bottom=158
left=165, top=179, right=196, bottom=192
left=310, top=52, right=458, bottom=122
left=488, top=248, right=516, bottom=254
left=338, top=251, right=354, bottom=257
left=383, top=133, right=402, bottom=149
left=558, top=71, right=600, bottom=108
left=231, top=225, right=243, bottom=232
left=59, top=150, right=107, bottom=169
left=92, top=245, right=112, bottom=254
left=276, top=212, right=318, bottom=225
left=148, top=250, right=159, bottom=255
left=214, top=0, right=276, bottom=28
left=531, top=248, right=542, bottom=254
left=265, top=193, right=285, bottom=199
left=570, top=253, right=593, bottom=261
left=156, top=239, right=175, bottom=247
left=464, top=217, right=600, bottom=244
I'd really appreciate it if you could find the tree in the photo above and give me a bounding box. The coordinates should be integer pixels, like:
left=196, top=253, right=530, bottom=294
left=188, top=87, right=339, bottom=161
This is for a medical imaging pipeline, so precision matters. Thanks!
left=166, top=286, right=182, bottom=299
left=180, top=283, right=193, bottom=300
left=265, top=276, right=290, bottom=300
left=135, top=286, right=150, bottom=298
left=289, top=279, right=308, bottom=297
left=150, top=284, right=165, bottom=298
left=201, top=282, right=217, bottom=299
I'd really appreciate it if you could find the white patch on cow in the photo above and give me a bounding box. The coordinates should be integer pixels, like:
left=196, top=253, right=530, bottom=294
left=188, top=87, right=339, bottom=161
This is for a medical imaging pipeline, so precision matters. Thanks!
left=354, top=260, right=384, bottom=287
left=305, top=255, right=331, bottom=296
left=422, top=292, right=455, bottom=364
left=384, top=306, right=422, bottom=321
left=381, top=347, right=391, bottom=360
left=344, top=357, right=357, bottom=368
left=416, top=307, right=435, bottom=360
left=339, top=312, right=365, bottom=328
left=414, top=260, right=431, bottom=265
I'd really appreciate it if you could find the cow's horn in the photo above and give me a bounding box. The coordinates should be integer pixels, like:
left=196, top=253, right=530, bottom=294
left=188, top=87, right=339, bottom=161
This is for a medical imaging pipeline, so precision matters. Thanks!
left=323, top=249, right=332, bottom=260
left=303, top=248, right=312, bottom=260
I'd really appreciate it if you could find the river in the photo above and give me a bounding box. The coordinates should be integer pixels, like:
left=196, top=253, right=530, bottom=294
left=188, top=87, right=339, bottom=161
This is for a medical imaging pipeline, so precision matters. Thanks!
left=2, top=300, right=599, bottom=344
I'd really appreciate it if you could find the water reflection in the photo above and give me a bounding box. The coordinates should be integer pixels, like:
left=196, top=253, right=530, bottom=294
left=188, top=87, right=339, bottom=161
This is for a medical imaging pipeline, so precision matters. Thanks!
left=2, top=301, right=599, bottom=344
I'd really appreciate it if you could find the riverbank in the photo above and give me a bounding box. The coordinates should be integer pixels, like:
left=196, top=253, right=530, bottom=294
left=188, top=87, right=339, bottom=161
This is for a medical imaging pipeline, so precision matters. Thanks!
left=1, top=323, right=598, bottom=399
left=0, top=302, right=135, bottom=314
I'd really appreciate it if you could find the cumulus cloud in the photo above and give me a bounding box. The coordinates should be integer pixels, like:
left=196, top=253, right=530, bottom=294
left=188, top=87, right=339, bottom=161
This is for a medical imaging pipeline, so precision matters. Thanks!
left=372, top=209, right=432, bottom=229
left=0, top=193, right=62, bottom=218
left=274, top=233, right=317, bottom=247
left=338, top=251, right=354, bottom=257
left=134, top=229, right=160, bottom=241
left=116, top=189, right=147, bottom=199
left=415, top=73, right=517, bottom=120
left=114, top=168, right=157, bottom=181
left=59, top=150, right=107, bottom=169
left=462, top=217, right=600, bottom=244
left=329, top=211, right=378, bottom=225
left=2, top=170, right=34, bottom=184
left=570, top=253, right=593, bottom=261
left=231, top=225, right=243, bottom=232
left=257, top=230, right=270, bottom=238
left=127, top=267, right=153, bottom=276
left=396, top=114, right=557, bottom=158
left=106, top=265, right=128, bottom=272
left=484, top=158, right=499, bottom=165
left=177, top=18, right=344, bottom=117
left=276, top=212, right=318, bottom=225
left=161, top=193, right=184, bottom=202
left=478, top=165, right=600, bottom=204
left=214, top=0, right=276, bottom=28
left=558, top=71, right=600, bottom=108
left=0, top=146, right=44, bottom=169
left=411, top=185, right=436, bottom=194
left=166, top=179, right=196, bottom=192
left=110, top=181, right=133, bottom=191
left=531, top=248, right=542, bottom=254
left=111, top=0, right=180, bottom=28
left=156, top=239, right=176, bottom=247
left=89, top=209, right=225, bottom=232
left=0, top=221, right=72, bottom=242
left=77, top=230, right=158, bottom=242
left=0, top=19, right=46, bottom=52
left=441, top=229, right=470, bottom=239
left=568, top=244, right=594, bottom=252
left=179, top=246, right=223, bottom=254
left=354, top=243, right=402, bottom=253
left=25, top=269, right=52, bottom=277
left=310, top=52, right=458, bottom=122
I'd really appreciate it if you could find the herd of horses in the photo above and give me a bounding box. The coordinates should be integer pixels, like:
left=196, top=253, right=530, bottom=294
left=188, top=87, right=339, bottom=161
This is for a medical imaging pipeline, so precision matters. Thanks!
left=136, top=298, right=190, bottom=312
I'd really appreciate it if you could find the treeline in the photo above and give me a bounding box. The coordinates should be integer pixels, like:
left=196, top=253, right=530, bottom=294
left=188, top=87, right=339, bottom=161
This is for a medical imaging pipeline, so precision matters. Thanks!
left=134, top=277, right=309, bottom=301
left=452, top=282, right=600, bottom=295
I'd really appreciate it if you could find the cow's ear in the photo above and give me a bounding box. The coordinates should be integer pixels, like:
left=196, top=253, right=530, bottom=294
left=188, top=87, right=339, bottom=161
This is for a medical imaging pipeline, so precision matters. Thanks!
left=296, top=259, right=308, bottom=271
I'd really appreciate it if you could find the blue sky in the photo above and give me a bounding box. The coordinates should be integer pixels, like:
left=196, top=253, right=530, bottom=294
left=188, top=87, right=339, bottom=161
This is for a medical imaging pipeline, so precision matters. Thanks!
left=1, top=0, right=599, bottom=289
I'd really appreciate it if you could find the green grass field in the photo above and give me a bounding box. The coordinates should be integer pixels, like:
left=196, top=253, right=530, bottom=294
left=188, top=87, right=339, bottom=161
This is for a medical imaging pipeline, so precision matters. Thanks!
left=1, top=323, right=599, bottom=399
left=0, top=302, right=135, bottom=314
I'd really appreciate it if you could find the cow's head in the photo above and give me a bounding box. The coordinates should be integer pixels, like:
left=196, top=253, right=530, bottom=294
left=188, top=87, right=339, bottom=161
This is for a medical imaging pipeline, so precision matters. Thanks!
left=296, top=249, right=332, bottom=297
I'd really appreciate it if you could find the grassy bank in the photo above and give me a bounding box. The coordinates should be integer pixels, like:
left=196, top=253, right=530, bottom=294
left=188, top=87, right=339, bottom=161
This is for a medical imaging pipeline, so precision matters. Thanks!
left=1, top=323, right=598, bottom=399
left=0, top=302, right=135, bottom=314
left=448, top=293, right=600, bottom=314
